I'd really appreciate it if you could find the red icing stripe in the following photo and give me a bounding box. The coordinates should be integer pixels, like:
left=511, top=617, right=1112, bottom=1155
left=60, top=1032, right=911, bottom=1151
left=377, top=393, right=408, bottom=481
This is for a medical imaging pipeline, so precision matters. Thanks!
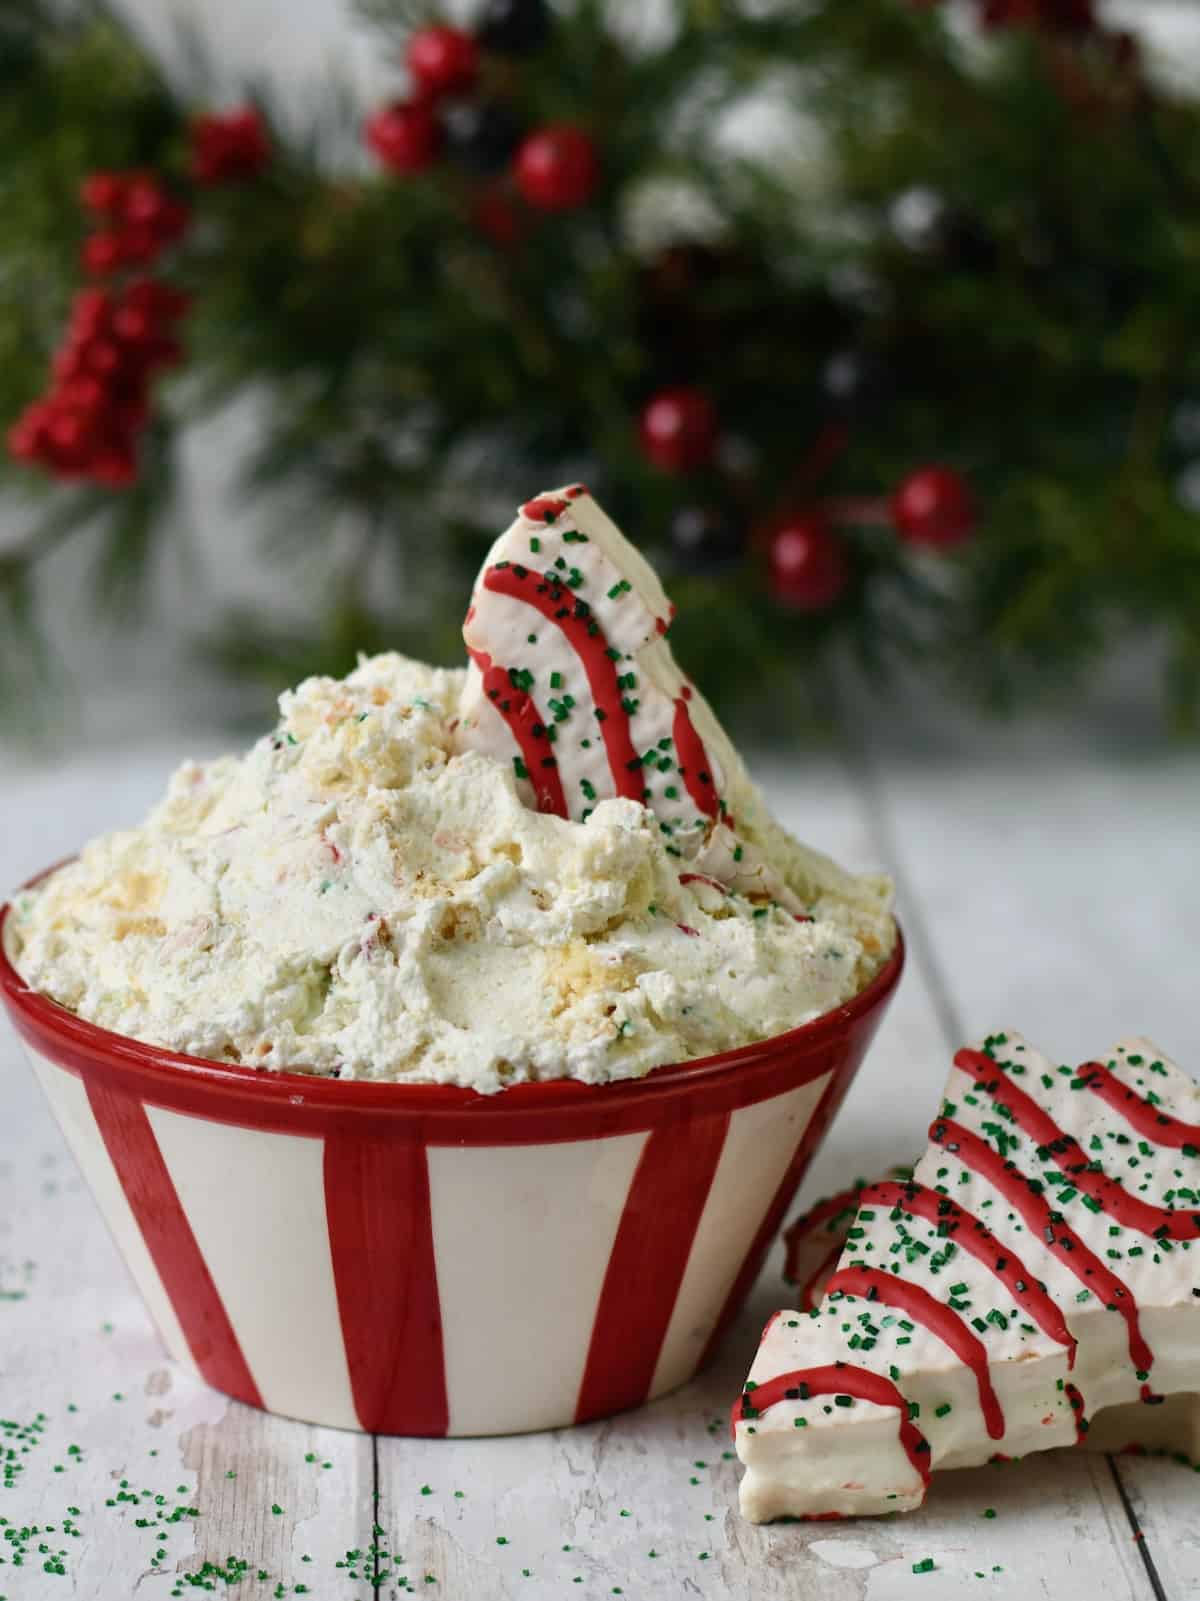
left=955, top=1048, right=1200, bottom=1241
left=930, top=1117, right=1154, bottom=1374
left=520, top=495, right=570, bottom=523
left=860, top=1180, right=1077, bottom=1366
left=483, top=564, right=644, bottom=803
left=827, top=1264, right=1006, bottom=1439
left=735, top=1363, right=932, bottom=1488
left=575, top=1109, right=729, bottom=1423
left=85, top=1079, right=263, bottom=1407
left=468, top=646, right=567, bottom=816
left=1075, top=1059, right=1200, bottom=1149
left=672, top=698, right=719, bottom=818
left=324, top=1132, right=448, bottom=1435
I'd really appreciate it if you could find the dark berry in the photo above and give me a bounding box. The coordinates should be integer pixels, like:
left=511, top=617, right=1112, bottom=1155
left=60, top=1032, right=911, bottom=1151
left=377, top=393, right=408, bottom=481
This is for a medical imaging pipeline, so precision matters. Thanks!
left=477, top=0, right=550, bottom=54
left=668, top=505, right=745, bottom=571
left=820, top=348, right=895, bottom=423
left=442, top=100, right=522, bottom=176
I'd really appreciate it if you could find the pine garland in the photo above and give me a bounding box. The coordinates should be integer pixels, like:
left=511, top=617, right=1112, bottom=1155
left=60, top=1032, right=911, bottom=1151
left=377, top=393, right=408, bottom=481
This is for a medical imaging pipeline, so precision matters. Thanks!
left=2, top=0, right=1198, bottom=731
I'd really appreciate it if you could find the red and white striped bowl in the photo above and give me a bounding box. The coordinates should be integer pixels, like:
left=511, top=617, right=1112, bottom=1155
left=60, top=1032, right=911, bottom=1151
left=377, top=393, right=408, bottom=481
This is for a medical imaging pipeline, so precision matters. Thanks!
left=0, top=891, right=901, bottom=1436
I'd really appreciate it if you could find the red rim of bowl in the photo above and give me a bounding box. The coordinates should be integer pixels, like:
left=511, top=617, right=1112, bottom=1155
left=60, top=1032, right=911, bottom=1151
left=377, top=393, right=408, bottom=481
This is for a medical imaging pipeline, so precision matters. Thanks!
left=0, top=870, right=902, bottom=1118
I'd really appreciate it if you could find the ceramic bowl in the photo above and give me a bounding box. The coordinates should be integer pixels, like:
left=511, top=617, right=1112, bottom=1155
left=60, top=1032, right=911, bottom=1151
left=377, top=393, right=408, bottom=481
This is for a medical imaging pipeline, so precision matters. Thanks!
left=0, top=889, right=902, bottom=1436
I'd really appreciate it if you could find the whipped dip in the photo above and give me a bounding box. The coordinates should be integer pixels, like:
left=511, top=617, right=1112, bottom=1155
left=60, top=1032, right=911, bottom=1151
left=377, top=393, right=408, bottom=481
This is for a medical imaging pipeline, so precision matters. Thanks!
left=8, top=652, right=894, bottom=1092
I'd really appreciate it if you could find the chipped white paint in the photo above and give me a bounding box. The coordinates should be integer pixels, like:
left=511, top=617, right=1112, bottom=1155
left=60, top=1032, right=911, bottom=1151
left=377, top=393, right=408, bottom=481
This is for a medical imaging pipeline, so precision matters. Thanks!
left=2, top=727, right=1197, bottom=1597
left=809, top=1539, right=882, bottom=1569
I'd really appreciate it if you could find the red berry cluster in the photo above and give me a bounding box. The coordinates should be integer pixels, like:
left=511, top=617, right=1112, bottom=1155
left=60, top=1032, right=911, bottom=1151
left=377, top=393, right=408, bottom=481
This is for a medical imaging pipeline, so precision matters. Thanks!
left=8, top=282, right=188, bottom=485
left=764, top=466, right=976, bottom=612
left=633, top=371, right=977, bottom=612
left=80, top=171, right=191, bottom=278
left=365, top=18, right=598, bottom=218
left=8, top=107, right=270, bottom=486
left=190, top=107, right=271, bottom=185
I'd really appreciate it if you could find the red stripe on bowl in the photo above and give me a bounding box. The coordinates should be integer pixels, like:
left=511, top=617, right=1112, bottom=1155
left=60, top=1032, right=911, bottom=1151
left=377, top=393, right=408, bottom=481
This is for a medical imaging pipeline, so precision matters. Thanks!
left=324, top=1132, right=448, bottom=1436
left=575, top=1109, right=729, bottom=1423
left=86, top=1077, right=263, bottom=1408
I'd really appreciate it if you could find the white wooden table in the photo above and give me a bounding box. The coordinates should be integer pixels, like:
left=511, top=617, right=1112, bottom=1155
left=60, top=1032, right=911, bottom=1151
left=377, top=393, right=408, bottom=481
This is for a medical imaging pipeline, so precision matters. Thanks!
left=2, top=706, right=1198, bottom=1601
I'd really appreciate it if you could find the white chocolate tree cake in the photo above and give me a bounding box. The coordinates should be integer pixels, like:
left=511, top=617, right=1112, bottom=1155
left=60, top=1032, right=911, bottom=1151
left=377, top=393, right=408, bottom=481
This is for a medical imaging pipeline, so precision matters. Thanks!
left=735, top=1032, right=1200, bottom=1521
left=459, top=484, right=828, bottom=910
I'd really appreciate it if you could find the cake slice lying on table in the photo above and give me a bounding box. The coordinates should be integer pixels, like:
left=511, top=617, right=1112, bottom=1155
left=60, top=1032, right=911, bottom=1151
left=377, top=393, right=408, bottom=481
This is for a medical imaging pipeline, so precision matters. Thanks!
left=735, top=1032, right=1200, bottom=1521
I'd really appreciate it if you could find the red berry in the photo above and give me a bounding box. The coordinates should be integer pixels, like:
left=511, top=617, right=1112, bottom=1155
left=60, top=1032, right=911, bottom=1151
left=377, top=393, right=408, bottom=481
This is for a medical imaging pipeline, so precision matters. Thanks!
left=638, top=387, right=717, bottom=474
left=8, top=402, right=52, bottom=461
left=52, top=343, right=88, bottom=382
left=69, top=289, right=113, bottom=337
left=112, top=305, right=155, bottom=345
left=82, top=338, right=123, bottom=378
left=121, top=176, right=169, bottom=228
left=472, top=186, right=521, bottom=248
left=117, top=225, right=165, bottom=265
left=154, top=200, right=192, bottom=243
left=365, top=101, right=441, bottom=174
left=82, top=232, right=125, bottom=276
left=125, top=279, right=190, bottom=322
left=190, top=107, right=270, bottom=185
left=57, top=376, right=108, bottom=417
left=513, top=125, right=598, bottom=211
left=80, top=172, right=128, bottom=214
left=143, top=336, right=185, bottom=373
left=90, top=447, right=138, bottom=487
left=768, top=515, right=848, bottom=612
left=890, top=465, right=976, bottom=549
left=47, top=406, right=99, bottom=467
left=406, top=25, right=479, bottom=98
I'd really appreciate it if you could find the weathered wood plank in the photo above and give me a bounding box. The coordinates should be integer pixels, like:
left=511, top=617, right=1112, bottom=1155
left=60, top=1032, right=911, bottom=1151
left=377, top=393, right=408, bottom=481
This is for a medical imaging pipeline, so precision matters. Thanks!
left=0, top=1056, right=373, bottom=1599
